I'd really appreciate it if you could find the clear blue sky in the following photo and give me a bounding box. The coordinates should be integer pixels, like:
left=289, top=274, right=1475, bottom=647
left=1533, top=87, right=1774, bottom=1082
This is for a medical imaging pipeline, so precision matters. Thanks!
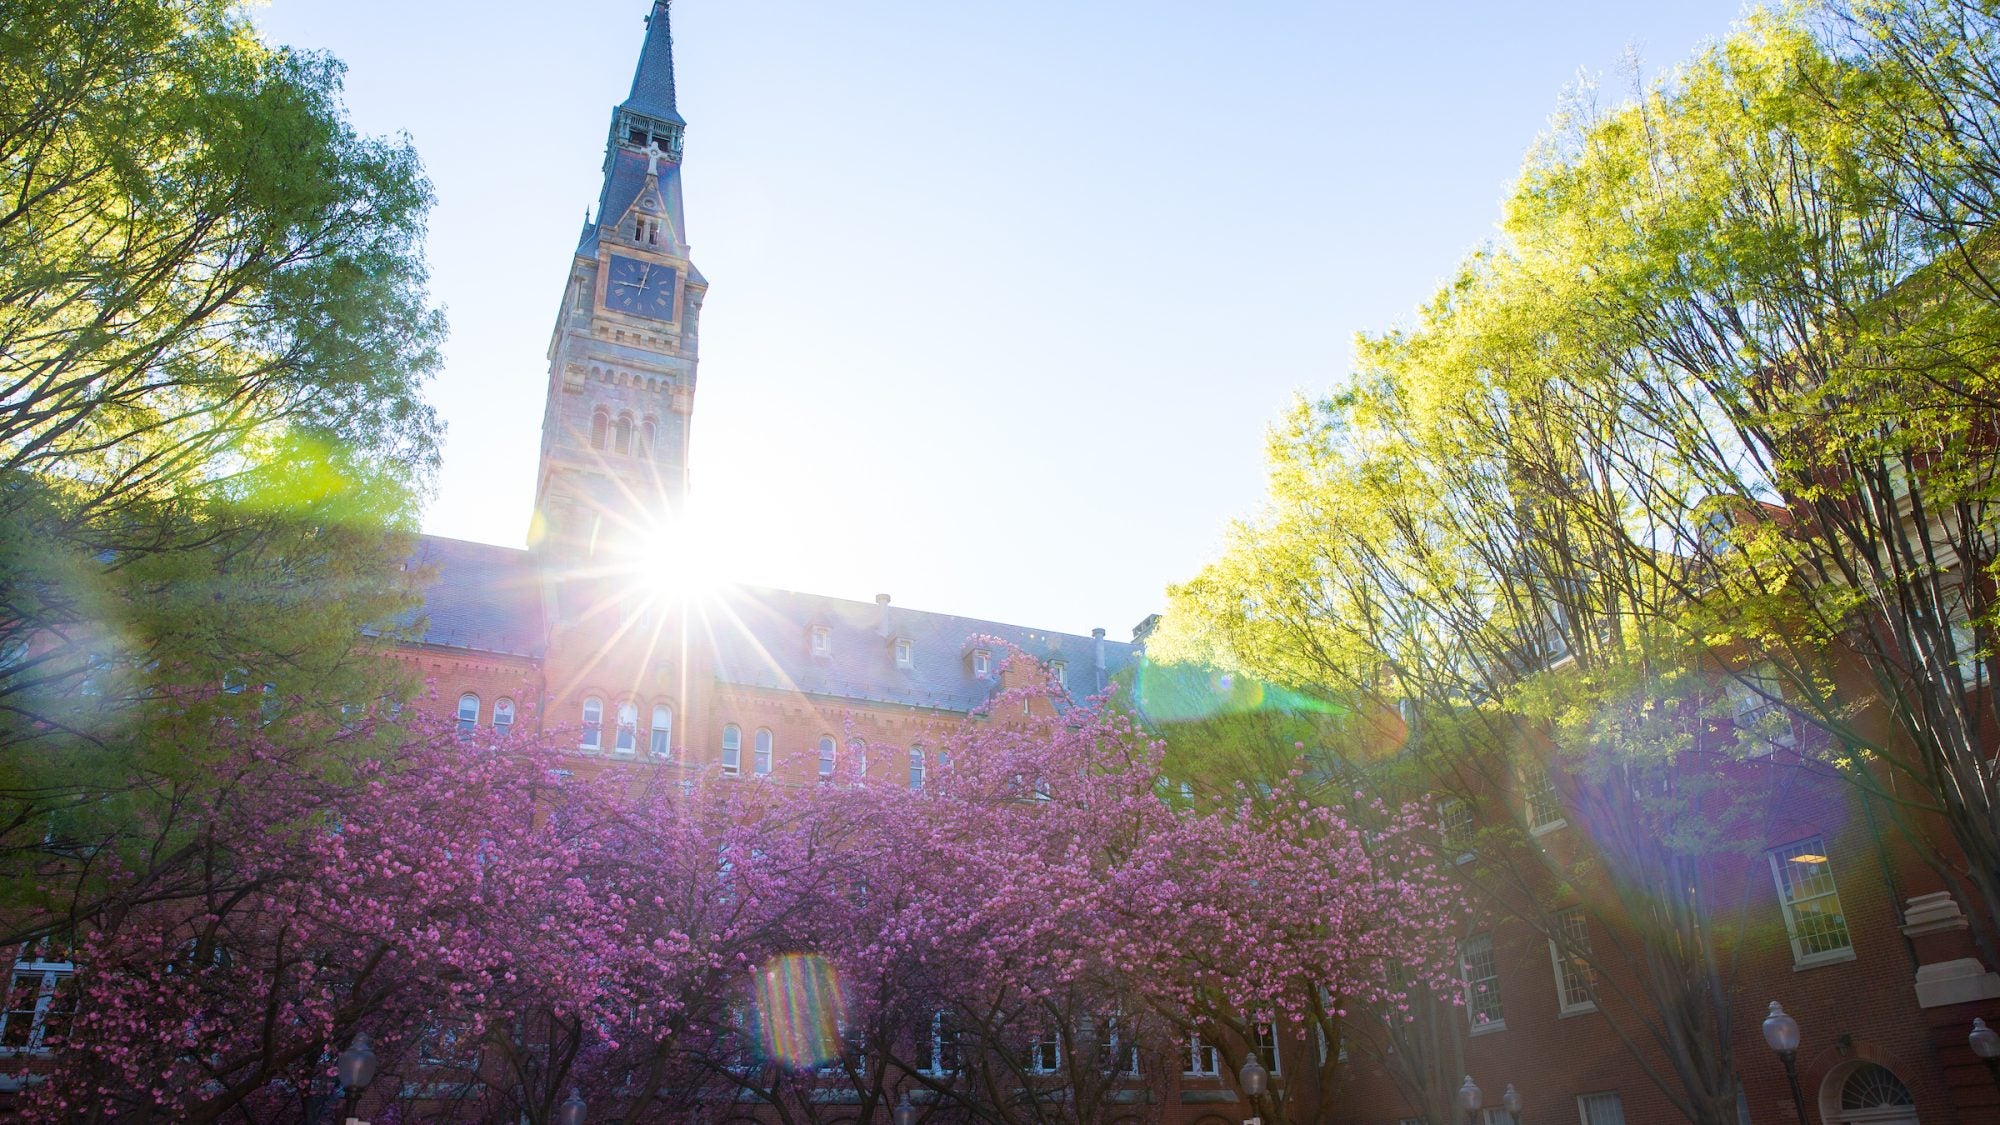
left=253, top=0, right=1747, bottom=641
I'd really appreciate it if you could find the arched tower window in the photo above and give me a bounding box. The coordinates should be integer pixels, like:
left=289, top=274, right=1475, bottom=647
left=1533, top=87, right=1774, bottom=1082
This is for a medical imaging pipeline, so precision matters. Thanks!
left=614, top=413, right=633, bottom=455
left=818, top=735, right=837, bottom=779
left=721, top=724, right=741, bottom=776
left=641, top=417, right=657, bottom=458
left=650, top=705, right=673, bottom=757
left=580, top=696, right=604, bottom=751
left=456, top=693, right=480, bottom=735
left=754, top=728, right=773, bottom=776
left=590, top=410, right=608, bottom=450
left=615, top=701, right=639, bottom=754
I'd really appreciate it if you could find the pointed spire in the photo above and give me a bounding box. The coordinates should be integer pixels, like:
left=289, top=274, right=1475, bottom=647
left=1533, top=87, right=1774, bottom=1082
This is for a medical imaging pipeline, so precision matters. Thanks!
left=623, top=1, right=683, bottom=125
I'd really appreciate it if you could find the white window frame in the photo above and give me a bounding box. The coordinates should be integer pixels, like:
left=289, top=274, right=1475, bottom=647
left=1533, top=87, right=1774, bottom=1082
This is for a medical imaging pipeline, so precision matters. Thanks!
left=1577, top=1090, right=1627, bottom=1125
left=818, top=735, right=837, bottom=779
left=720, top=724, right=741, bottom=777
left=1254, top=1021, right=1282, bottom=1076
left=1548, top=906, right=1597, bottom=1015
left=580, top=696, right=604, bottom=752
left=1461, top=932, right=1505, bottom=1033
left=1183, top=1032, right=1220, bottom=1077
left=650, top=705, right=673, bottom=758
left=1524, top=765, right=1566, bottom=835
left=1050, top=660, right=1067, bottom=688
left=614, top=701, right=639, bottom=755
left=1, top=953, right=74, bottom=1056
left=1098, top=1015, right=1140, bottom=1077
left=810, top=625, right=832, bottom=658
left=456, top=692, right=480, bottom=735
left=1438, top=796, right=1474, bottom=863
left=493, top=697, right=515, bottom=736
left=909, top=746, right=926, bottom=790
left=895, top=638, right=913, bottom=669
left=972, top=649, right=992, bottom=678
left=924, top=1011, right=961, bottom=1076
left=1025, top=1026, right=1061, bottom=1074
left=1767, top=836, right=1855, bottom=967
left=753, top=728, right=773, bottom=776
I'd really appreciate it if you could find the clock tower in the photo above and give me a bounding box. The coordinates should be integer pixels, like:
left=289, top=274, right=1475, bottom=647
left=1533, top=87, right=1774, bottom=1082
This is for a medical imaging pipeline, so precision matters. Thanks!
left=533, top=0, right=706, bottom=563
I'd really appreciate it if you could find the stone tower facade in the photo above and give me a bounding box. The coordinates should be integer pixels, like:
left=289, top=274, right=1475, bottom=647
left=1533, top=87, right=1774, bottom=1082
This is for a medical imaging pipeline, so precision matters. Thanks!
left=532, top=0, right=706, bottom=563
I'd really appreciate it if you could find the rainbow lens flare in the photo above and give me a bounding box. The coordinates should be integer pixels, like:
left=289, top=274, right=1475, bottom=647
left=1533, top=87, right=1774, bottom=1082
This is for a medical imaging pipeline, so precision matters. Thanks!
left=753, top=953, right=845, bottom=1069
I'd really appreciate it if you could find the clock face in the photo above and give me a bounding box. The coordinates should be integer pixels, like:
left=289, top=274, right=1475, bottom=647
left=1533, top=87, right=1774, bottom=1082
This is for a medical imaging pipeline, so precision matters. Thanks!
left=604, top=254, right=677, bottom=321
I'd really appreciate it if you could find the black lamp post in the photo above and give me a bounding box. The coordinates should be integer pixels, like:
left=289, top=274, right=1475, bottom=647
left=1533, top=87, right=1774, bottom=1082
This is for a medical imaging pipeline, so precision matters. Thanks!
left=1761, top=1001, right=1810, bottom=1124
left=1970, top=1017, right=2000, bottom=1091
left=1240, top=1055, right=1271, bottom=1124
left=1502, top=1082, right=1522, bottom=1124
left=555, top=1088, right=588, bottom=1125
left=1458, top=1075, right=1482, bottom=1124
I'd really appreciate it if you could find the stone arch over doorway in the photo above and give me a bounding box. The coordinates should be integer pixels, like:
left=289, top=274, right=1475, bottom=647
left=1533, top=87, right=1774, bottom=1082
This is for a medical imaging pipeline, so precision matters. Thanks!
left=1817, top=1058, right=1918, bottom=1124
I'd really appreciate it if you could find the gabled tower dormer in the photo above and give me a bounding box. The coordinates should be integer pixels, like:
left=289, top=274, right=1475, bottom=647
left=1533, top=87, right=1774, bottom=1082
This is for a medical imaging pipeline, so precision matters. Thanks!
left=533, top=0, right=707, bottom=564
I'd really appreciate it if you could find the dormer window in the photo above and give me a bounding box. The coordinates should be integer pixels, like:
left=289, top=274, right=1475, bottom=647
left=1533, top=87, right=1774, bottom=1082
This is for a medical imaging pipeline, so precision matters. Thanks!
left=895, top=638, right=913, bottom=669
left=1050, top=660, right=1067, bottom=688
left=811, top=626, right=832, bottom=658
left=971, top=649, right=992, bottom=679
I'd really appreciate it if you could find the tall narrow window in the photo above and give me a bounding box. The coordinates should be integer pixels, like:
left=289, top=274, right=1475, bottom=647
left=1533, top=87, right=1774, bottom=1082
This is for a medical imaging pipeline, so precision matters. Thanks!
left=614, top=413, right=633, bottom=455
left=908, top=747, right=926, bottom=790
left=753, top=729, right=773, bottom=776
left=818, top=736, right=837, bottom=778
left=926, top=1012, right=961, bottom=1075
left=1253, top=1021, right=1282, bottom=1075
left=650, top=705, right=673, bottom=757
left=895, top=638, right=913, bottom=669
left=456, top=693, right=480, bottom=735
left=1523, top=766, right=1565, bottom=833
left=851, top=738, right=867, bottom=780
left=1184, top=1033, right=1219, bottom=1077
left=580, top=696, right=604, bottom=751
left=641, top=417, right=657, bottom=458
left=972, top=649, right=992, bottom=678
left=1767, top=837, right=1853, bottom=965
left=1050, top=660, right=1067, bottom=688
left=1576, top=1092, right=1626, bottom=1125
left=1438, top=797, right=1474, bottom=862
left=720, top=725, right=742, bottom=777
left=2, top=952, right=75, bottom=1055
left=493, top=697, right=515, bottom=736
left=1461, top=933, right=1504, bottom=1031
left=590, top=410, right=608, bottom=450
left=613, top=702, right=638, bottom=754
left=1548, top=907, right=1597, bottom=1014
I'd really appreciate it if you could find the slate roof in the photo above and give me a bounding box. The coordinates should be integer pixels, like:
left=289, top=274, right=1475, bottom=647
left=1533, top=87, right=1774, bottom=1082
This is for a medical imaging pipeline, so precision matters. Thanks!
left=704, top=586, right=1139, bottom=713
left=397, top=536, right=545, bottom=658
left=623, top=2, right=683, bottom=125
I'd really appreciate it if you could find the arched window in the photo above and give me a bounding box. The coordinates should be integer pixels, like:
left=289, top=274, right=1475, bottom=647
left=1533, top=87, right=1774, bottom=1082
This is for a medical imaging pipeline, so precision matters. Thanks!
left=494, top=697, right=516, bottom=736
left=754, top=728, right=773, bottom=776
left=580, top=696, right=603, bottom=751
left=1837, top=1062, right=1914, bottom=1115
left=851, top=738, right=867, bottom=780
left=721, top=724, right=741, bottom=776
left=651, top=705, right=673, bottom=757
left=641, top=417, right=657, bottom=458
left=589, top=410, right=608, bottom=450
left=909, top=746, right=926, bottom=790
left=615, top=701, right=639, bottom=754
left=818, top=735, right=837, bottom=779
left=456, top=693, right=480, bottom=734
left=614, top=413, right=633, bottom=454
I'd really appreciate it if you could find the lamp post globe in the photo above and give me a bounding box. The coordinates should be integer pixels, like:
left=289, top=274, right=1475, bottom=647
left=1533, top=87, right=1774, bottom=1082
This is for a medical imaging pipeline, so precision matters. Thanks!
left=1761, top=1001, right=1801, bottom=1055
left=1459, top=1074, right=1482, bottom=1114
left=1503, top=1082, right=1522, bottom=1119
left=1240, top=1056, right=1270, bottom=1099
left=893, top=1096, right=919, bottom=1125
left=555, top=1088, right=587, bottom=1125
left=1971, top=1018, right=2000, bottom=1060
left=336, top=1032, right=378, bottom=1092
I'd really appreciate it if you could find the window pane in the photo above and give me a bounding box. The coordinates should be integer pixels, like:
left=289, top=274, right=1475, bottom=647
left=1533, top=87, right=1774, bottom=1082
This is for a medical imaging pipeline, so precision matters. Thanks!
left=1579, top=1092, right=1626, bottom=1125
left=651, top=706, right=672, bottom=756
left=494, top=698, right=515, bottom=733
left=1768, top=837, right=1852, bottom=961
left=1550, top=907, right=1595, bottom=1010
left=754, top=729, right=773, bottom=775
left=457, top=693, right=479, bottom=734
left=581, top=697, right=603, bottom=750
left=1461, top=933, right=1503, bottom=1029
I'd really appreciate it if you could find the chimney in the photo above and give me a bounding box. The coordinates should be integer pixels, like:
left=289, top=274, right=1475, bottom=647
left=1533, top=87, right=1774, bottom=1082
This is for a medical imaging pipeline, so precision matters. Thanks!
left=876, top=593, right=892, bottom=636
left=1092, top=627, right=1107, bottom=670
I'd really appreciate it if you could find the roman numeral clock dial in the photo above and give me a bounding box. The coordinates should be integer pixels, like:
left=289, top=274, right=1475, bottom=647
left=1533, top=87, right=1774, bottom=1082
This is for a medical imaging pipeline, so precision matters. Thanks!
left=605, top=253, right=676, bottom=321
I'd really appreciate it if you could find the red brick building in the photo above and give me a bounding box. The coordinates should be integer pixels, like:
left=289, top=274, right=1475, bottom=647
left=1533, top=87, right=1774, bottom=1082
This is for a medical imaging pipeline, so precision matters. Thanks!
left=377, top=6, right=2000, bottom=1124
